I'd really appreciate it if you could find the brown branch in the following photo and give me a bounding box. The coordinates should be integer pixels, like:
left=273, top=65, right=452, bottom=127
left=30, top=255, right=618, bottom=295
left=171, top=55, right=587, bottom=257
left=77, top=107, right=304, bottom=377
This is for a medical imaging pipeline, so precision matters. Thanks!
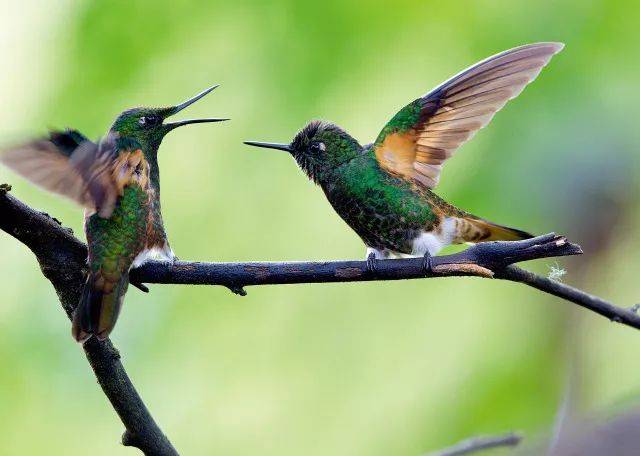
left=0, top=185, right=637, bottom=453
left=0, top=185, right=177, bottom=456
left=130, top=233, right=580, bottom=287
left=425, top=432, right=522, bottom=456
left=130, top=235, right=640, bottom=332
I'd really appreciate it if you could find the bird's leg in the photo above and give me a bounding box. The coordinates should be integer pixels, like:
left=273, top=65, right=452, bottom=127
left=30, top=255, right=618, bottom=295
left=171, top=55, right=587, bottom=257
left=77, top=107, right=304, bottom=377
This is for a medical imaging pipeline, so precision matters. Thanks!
left=366, top=248, right=387, bottom=274
left=422, top=251, right=433, bottom=275
left=166, top=245, right=179, bottom=263
left=366, top=252, right=378, bottom=274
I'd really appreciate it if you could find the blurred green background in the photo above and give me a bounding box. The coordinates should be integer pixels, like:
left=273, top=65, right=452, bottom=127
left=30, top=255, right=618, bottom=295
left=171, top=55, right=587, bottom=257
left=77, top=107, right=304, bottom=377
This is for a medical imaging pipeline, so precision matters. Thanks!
left=1, top=1, right=639, bottom=454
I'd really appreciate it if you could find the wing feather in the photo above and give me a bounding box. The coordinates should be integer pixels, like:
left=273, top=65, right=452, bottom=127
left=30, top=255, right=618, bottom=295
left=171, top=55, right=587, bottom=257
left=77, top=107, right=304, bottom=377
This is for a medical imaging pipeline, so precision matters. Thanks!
left=373, top=42, right=564, bottom=188
left=1, top=132, right=121, bottom=217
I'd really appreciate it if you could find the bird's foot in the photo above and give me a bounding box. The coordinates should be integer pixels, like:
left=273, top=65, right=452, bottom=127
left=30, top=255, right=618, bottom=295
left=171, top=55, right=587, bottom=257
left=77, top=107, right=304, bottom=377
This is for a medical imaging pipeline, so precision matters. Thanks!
left=422, top=251, right=433, bottom=275
left=366, top=252, right=378, bottom=274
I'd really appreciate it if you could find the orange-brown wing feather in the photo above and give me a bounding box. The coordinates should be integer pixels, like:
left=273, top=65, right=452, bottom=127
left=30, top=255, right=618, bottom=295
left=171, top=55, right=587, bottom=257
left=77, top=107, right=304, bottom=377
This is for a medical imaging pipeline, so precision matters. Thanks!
left=0, top=132, right=141, bottom=218
left=373, top=42, right=564, bottom=188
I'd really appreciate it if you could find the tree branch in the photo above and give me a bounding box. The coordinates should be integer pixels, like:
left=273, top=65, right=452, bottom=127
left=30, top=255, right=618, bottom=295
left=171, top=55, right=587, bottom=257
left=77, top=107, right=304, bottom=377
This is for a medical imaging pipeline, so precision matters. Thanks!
left=0, top=185, right=637, bottom=453
left=0, top=185, right=177, bottom=456
left=131, top=232, right=579, bottom=288
left=129, top=233, right=640, bottom=332
left=425, top=432, right=522, bottom=456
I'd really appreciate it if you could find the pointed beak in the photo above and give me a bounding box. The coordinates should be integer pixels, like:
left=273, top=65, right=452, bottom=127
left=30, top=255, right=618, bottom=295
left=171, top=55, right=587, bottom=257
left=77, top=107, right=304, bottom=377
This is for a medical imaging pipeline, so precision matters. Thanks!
left=164, top=117, right=229, bottom=131
left=162, top=84, right=229, bottom=131
left=244, top=141, right=292, bottom=152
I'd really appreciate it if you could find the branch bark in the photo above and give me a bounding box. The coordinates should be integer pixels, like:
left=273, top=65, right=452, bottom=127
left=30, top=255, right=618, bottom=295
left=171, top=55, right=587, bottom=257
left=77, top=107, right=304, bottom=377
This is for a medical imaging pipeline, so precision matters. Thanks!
left=0, top=185, right=637, bottom=453
left=129, top=233, right=640, bottom=332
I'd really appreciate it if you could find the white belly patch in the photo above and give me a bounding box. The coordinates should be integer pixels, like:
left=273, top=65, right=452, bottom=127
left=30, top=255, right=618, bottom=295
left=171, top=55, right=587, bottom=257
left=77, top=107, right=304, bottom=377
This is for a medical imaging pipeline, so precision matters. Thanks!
left=132, top=245, right=174, bottom=268
left=410, top=217, right=457, bottom=257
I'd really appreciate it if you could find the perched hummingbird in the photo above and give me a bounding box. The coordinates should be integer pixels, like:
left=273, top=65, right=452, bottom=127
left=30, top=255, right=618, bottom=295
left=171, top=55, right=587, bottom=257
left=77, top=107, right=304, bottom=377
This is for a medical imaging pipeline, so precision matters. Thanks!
left=246, top=43, right=563, bottom=270
left=1, top=85, right=227, bottom=342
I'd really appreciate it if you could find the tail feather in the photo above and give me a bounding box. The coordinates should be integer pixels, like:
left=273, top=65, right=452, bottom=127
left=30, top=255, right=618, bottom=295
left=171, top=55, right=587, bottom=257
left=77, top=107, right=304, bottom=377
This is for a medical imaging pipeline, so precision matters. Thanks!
left=72, top=272, right=129, bottom=342
left=455, top=215, right=533, bottom=244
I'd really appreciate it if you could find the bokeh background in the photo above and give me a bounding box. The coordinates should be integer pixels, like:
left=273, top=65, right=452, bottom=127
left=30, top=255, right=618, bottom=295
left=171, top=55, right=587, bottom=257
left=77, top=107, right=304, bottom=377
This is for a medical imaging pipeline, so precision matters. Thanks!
left=1, top=1, right=639, bottom=455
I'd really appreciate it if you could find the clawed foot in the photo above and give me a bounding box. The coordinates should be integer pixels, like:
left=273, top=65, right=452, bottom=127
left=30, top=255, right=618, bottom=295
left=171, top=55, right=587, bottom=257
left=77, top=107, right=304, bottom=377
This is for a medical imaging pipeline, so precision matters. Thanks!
left=422, top=251, right=433, bottom=275
left=366, top=252, right=378, bottom=274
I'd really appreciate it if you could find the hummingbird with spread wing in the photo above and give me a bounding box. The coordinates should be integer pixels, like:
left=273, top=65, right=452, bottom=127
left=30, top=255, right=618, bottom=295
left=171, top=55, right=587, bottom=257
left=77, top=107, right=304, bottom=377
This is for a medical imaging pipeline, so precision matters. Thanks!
left=2, top=85, right=227, bottom=342
left=246, top=43, right=563, bottom=270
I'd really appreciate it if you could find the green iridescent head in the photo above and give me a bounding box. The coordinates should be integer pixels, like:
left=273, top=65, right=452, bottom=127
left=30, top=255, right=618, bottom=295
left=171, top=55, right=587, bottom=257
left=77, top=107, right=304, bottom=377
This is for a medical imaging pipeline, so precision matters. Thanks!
left=110, top=85, right=228, bottom=151
left=245, top=121, right=361, bottom=183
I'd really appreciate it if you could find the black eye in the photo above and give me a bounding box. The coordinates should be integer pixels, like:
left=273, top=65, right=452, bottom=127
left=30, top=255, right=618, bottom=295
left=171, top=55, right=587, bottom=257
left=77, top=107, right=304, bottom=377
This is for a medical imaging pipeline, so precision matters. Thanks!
left=139, top=116, right=158, bottom=127
left=309, top=142, right=325, bottom=153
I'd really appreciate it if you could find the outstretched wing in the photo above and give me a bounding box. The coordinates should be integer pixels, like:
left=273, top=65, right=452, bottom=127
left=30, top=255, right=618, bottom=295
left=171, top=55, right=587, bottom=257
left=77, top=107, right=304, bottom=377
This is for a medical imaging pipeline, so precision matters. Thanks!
left=373, top=42, right=564, bottom=188
left=1, top=130, right=121, bottom=217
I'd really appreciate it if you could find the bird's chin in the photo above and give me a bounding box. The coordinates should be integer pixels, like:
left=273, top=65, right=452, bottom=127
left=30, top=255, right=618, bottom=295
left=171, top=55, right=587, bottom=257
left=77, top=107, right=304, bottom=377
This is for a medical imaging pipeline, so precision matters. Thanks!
left=294, top=156, right=320, bottom=184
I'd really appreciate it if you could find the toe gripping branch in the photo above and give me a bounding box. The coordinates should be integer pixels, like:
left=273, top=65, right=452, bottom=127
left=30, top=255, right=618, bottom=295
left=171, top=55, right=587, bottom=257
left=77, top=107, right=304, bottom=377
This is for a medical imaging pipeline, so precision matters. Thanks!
left=422, top=251, right=433, bottom=275
left=366, top=252, right=378, bottom=274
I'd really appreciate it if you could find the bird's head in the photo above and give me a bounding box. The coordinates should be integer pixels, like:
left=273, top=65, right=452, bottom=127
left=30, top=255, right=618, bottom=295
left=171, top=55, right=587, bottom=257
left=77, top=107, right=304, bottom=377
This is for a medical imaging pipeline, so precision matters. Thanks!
left=110, top=85, right=228, bottom=152
left=245, top=121, right=361, bottom=183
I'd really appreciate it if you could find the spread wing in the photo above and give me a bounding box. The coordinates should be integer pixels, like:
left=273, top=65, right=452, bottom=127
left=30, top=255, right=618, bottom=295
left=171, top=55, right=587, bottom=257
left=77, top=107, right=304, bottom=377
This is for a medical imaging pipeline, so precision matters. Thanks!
left=1, top=130, right=122, bottom=217
left=373, top=42, right=564, bottom=188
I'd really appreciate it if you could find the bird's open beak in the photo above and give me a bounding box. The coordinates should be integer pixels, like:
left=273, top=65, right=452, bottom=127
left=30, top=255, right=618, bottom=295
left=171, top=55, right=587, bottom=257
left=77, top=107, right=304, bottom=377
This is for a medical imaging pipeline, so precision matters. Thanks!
left=244, top=141, right=292, bottom=152
left=162, top=85, right=229, bottom=131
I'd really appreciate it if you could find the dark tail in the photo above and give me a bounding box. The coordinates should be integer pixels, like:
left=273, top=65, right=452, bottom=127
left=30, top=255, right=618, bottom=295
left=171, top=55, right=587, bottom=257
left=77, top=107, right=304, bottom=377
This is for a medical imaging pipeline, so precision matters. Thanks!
left=454, top=215, right=534, bottom=244
left=72, top=272, right=129, bottom=342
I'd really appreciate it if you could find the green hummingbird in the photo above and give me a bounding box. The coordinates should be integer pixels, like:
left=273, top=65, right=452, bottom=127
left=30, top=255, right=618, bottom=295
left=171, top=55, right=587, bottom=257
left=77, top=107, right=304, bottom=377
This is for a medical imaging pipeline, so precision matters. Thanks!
left=1, top=85, right=227, bottom=342
left=246, top=43, right=563, bottom=270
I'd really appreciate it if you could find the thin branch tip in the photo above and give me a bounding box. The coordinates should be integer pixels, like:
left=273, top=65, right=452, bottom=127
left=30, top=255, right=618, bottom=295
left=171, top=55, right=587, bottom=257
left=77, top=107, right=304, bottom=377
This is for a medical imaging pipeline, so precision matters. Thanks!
left=426, top=431, right=522, bottom=456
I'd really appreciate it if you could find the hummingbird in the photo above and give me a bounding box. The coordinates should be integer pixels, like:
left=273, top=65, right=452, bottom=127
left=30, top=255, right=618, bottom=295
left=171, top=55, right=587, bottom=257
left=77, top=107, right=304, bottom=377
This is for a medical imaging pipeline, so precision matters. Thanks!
left=246, top=43, right=563, bottom=270
left=1, top=85, right=227, bottom=342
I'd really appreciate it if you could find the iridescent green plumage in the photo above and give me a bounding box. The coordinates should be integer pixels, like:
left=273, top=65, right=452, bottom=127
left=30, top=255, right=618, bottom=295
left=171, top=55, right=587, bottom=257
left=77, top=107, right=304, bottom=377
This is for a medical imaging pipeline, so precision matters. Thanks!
left=77, top=185, right=151, bottom=339
left=1, top=85, right=227, bottom=341
left=246, top=43, right=564, bottom=261
left=323, top=146, right=438, bottom=252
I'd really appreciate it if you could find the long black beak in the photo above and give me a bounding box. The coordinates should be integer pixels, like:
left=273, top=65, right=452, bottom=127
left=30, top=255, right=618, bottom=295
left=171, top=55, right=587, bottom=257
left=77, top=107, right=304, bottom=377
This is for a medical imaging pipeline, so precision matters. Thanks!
left=165, top=117, right=229, bottom=131
left=244, top=141, right=292, bottom=152
left=163, top=85, right=229, bottom=130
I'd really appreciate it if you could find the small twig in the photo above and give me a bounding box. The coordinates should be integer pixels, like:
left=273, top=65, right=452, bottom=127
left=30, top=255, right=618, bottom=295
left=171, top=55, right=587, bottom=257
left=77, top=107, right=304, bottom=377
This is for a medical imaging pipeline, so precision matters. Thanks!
left=425, top=432, right=522, bottom=456
left=495, top=266, right=640, bottom=330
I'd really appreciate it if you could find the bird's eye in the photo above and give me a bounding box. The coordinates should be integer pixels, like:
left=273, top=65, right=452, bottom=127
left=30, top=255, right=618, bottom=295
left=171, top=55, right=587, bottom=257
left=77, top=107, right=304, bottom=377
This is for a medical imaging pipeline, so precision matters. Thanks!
left=309, top=142, right=326, bottom=153
left=139, top=116, right=158, bottom=127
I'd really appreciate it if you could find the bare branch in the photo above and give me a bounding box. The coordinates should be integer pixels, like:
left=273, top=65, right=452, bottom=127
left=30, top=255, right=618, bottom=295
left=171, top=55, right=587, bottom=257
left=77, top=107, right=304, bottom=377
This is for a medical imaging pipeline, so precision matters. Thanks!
left=425, top=432, right=522, bottom=456
left=132, top=231, right=580, bottom=287
left=131, top=239, right=640, bottom=332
